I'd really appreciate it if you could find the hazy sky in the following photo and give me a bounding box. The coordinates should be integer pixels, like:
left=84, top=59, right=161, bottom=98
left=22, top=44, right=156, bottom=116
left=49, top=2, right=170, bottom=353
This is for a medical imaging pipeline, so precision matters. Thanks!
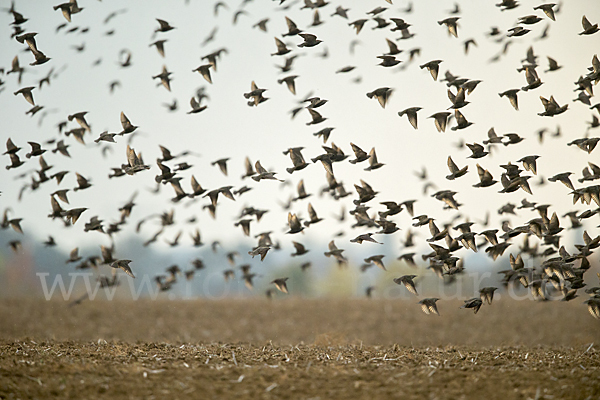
left=1, top=0, right=599, bottom=287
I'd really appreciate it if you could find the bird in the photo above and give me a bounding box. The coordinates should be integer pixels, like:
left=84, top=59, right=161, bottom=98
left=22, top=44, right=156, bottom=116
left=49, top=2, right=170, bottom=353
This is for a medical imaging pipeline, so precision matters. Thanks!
left=272, top=37, right=291, bottom=56
left=286, top=212, right=304, bottom=234
left=252, top=160, right=283, bottom=182
left=53, top=2, right=74, bottom=22
left=397, top=107, right=422, bottom=129
left=25, top=141, right=46, bottom=158
left=584, top=298, right=600, bottom=319
left=324, top=240, right=347, bottom=264
left=473, top=164, right=497, bottom=188
left=363, top=255, right=385, bottom=271
left=3, top=138, right=21, bottom=155
left=116, top=49, right=132, bottom=68
left=451, top=110, right=473, bottom=130
left=546, top=56, right=562, bottom=72
left=521, top=65, right=543, bottom=91
left=461, top=298, right=483, bottom=314
left=306, top=108, right=326, bottom=125
left=463, top=38, right=477, bottom=54
left=350, top=233, right=381, bottom=244
left=393, top=275, right=418, bottom=295
left=397, top=252, right=417, bottom=267
left=248, top=246, right=271, bottom=261
left=7, top=218, right=23, bottom=234
left=150, top=39, right=167, bottom=57
left=580, top=16, right=599, bottom=35
left=155, top=18, right=175, bottom=33
left=499, top=174, right=533, bottom=195
left=518, top=15, right=542, bottom=25
left=192, top=64, right=212, bottom=84
left=271, top=278, right=289, bottom=294
left=384, top=38, right=402, bottom=55
left=429, top=112, right=452, bottom=132
left=508, top=26, right=530, bottom=37
left=538, top=96, right=568, bottom=116
left=419, top=60, right=443, bottom=81
left=366, top=87, right=392, bottom=108
left=466, top=143, right=489, bottom=159
left=348, top=19, right=368, bottom=35
left=118, top=112, right=138, bottom=135
left=390, top=18, right=410, bottom=32
left=188, top=97, right=207, bottom=114
left=234, top=219, right=252, bottom=237
left=43, top=236, right=56, bottom=247
left=349, top=143, right=369, bottom=164
left=354, top=179, right=378, bottom=204
left=446, top=156, right=468, bottom=180
left=291, top=241, right=309, bottom=256
left=534, top=4, right=557, bottom=21
left=283, top=16, right=302, bottom=36
left=479, top=287, right=498, bottom=305
left=68, top=111, right=91, bottom=132
left=244, top=81, right=269, bottom=106
left=201, top=48, right=227, bottom=71
left=548, top=172, right=574, bottom=190
left=364, top=148, right=384, bottom=171
left=277, top=75, right=298, bottom=95
left=52, top=189, right=70, bottom=204
left=518, top=155, right=540, bottom=175
left=503, top=133, right=524, bottom=146
left=499, top=89, right=520, bottom=110
left=73, top=173, right=92, bottom=191
left=13, top=86, right=35, bottom=105
left=336, top=65, right=356, bottom=74
left=211, top=158, right=230, bottom=176
left=438, top=17, right=460, bottom=37
left=483, top=127, right=504, bottom=145
left=6, top=153, right=23, bottom=170
left=152, top=65, right=172, bottom=91
left=331, top=6, right=349, bottom=19
left=418, top=298, right=440, bottom=315
left=447, top=87, right=469, bottom=109
left=298, top=33, right=322, bottom=47
left=110, top=259, right=135, bottom=278
left=377, top=55, right=401, bottom=67
left=66, top=247, right=82, bottom=263
left=379, top=201, right=403, bottom=218
left=480, top=229, right=499, bottom=246
left=284, top=147, right=308, bottom=173
left=303, top=203, right=323, bottom=226
left=253, top=18, right=269, bottom=32
left=6, top=55, right=24, bottom=83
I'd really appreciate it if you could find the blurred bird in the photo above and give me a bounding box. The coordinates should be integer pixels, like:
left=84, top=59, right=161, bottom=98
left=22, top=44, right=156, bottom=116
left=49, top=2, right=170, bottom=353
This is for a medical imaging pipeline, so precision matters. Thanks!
left=419, top=298, right=440, bottom=315
left=271, top=278, right=289, bottom=294
left=393, top=275, right=418, bottom=295
left=461, top=298, right=483, bottom=313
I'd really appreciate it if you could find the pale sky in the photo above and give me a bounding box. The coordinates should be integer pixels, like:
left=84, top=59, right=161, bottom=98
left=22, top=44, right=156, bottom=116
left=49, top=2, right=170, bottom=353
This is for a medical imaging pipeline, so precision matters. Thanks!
left=0, top=0, right=599, bottom=293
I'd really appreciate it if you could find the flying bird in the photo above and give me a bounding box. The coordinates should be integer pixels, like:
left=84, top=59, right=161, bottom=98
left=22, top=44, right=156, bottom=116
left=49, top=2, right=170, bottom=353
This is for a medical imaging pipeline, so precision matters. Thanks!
left=398, top=107, right=422, bottom=129
left=110, top=259, right=135, bottom=278
left=393, top=275, right=418, bottom=295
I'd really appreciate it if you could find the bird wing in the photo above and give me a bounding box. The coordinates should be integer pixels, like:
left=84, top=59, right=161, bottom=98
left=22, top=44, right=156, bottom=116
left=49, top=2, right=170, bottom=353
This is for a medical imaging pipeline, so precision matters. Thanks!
left=254, top=160, right=267, bottom=174
left=447, top=156, right=459, bottom=173
left=582, top=15, right=592, bottom=30
left=120, top=111, right=131, bottom=129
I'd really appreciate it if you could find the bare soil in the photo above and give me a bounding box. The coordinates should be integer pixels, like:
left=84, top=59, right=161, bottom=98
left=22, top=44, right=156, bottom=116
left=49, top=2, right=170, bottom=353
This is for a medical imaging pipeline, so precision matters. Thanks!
left=0, top=298, right=599, bottom=399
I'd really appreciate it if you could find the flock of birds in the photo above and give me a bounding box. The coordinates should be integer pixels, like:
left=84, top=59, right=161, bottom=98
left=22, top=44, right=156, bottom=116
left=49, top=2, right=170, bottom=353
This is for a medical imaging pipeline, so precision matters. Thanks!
left=1, top=0, right=600, bottom=320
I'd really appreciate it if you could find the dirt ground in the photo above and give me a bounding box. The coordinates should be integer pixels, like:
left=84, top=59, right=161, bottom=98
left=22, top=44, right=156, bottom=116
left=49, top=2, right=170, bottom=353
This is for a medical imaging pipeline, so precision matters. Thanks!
left=1, top=298, right=599, bottom=399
